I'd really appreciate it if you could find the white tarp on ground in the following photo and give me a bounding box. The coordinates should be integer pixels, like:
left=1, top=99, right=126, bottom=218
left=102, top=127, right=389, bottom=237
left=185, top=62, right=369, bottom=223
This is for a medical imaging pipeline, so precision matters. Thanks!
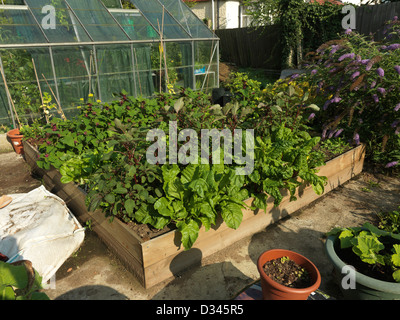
left=0, top=186, right=85, bottom=283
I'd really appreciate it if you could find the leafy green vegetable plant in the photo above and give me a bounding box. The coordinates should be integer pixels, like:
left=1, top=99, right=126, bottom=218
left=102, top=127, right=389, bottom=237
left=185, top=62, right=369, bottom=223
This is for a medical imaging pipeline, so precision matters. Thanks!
left=328, top=223, right=400, bottom=282
left=248, top=124, right=327, bottom=211
left=153, top=163, right=248, bottom=250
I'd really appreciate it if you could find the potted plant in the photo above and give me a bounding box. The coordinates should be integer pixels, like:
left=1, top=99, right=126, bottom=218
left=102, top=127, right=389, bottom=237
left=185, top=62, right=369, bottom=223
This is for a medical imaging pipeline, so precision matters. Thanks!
left=257, top=249, right=321, bottom=300
left=325, top=219, right=400, bottom=300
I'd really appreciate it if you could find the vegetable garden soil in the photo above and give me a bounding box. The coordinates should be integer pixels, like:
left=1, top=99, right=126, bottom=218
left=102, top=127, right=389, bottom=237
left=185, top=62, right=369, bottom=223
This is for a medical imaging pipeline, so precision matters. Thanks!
left=263, top=257, right=311, bottom=288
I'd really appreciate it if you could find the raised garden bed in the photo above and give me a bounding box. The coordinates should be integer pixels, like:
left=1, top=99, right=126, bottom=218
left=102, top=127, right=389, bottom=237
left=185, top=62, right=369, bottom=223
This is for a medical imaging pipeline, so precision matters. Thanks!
left=23, top=140, right=366, bottom=288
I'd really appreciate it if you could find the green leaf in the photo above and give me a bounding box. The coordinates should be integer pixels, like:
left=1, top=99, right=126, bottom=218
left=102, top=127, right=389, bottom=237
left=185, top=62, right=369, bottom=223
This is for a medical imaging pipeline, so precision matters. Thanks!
left=392, top=269, right=400, bottom=283
left=60, top=135, right=75, bottom=147
left=253, top=193, right=268, bottom=212
left=351, top=231, right=385, bottom=265
left=114, top=186, right=128, bottom=194
left=104, top=193, right=115, bottom=204
left=339, top=229, right=354, bottom=249
left=391, top=244, right=400, bottom=267
left=176, top=219, right=200, bottom=250
left=188, top=178, right=209, bottom=198
left=221, top=201, right=243, bottom=229
left=154, top=197, right=174, bottom=217
left=124, top=199, right=135, bottom=216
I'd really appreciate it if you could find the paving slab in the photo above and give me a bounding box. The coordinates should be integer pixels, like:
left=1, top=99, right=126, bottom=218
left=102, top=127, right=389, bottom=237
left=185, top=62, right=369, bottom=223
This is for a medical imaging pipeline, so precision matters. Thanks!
left=1, top=152, right=399, bottom=300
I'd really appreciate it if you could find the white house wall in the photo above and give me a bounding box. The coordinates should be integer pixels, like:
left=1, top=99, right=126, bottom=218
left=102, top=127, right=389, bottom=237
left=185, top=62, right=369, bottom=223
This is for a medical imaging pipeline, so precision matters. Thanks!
left=190, top=0, right=242, bottom=29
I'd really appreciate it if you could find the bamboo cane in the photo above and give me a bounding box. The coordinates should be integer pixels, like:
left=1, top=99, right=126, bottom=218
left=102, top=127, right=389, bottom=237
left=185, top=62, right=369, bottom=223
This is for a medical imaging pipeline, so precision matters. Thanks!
left=41, top=74, right=67, bottom=121
left=0, top=64, right=21, bottom=128
left=32, top=58, right=49, bottom=124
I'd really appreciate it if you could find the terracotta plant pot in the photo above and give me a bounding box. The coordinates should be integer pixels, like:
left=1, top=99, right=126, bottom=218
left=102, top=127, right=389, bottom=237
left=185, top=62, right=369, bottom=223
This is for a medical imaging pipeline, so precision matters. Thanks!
left=7, top=128, right=24, bottom=154
left=257, top=249, right=321, bottom=300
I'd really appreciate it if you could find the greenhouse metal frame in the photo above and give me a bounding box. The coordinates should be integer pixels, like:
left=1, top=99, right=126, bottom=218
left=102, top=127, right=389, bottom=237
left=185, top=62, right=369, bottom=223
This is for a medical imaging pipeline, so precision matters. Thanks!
left=0, top=0, right=219, bottom=128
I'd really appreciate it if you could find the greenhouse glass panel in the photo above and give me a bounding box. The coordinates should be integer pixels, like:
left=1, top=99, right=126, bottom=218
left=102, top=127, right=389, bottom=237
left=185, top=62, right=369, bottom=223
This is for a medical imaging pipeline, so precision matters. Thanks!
left=0, top=48, right=46, bottom=124
left=164, top=41, right=192, bottom=89
left=194, top=40, right=218, bottom=90
left=131, top=44, right=155, bottom=96
left=158, top=0, right=215, bottom=39
left=129, top=0, right=191, bottom=39
left=96, top=44, right=136, bottom=102
left=1, top=0, right=25, bottom=5
left=0, top=7, right=47, bottom=44
left=101, top=0, right=122, bottom=8
left=24, top=0, right=92, bottom=43
left=111, top=9, right=159, bottom=40
left=49, top=46, right=95, bottom=117
left=0, top=67, right=13, bottom=128
left=66, top=0, right=130, bottom=41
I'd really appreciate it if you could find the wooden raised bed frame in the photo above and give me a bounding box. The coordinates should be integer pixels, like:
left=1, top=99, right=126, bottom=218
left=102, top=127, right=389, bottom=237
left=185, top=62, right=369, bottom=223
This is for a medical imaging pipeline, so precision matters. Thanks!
left=23, top=141, right=366, bottom=288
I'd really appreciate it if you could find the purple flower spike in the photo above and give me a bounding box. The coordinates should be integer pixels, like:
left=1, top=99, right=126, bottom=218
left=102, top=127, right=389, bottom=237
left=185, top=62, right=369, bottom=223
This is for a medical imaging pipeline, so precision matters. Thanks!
left=385, top=161, right=398, bottom=168
left=370, top=81, right=377, bottom=88
left=345, top=29, right=352, bottom=35
left=387, top=44, right=400, bottom=51
left=330, top=45, right=339, bottom=55
left=377, top=87, right=386, bottom=95
left=334, top=128, right=344, bottom=137
left=338, top=53, right=355, bottom=62
left=350, top=71, right=360, bottom=80
left=392, top=120, right=400, bottom=128
left=395, top=103, right=400, bottom=112
left=394, top=65, right=400, bottom=74
left=311, top=69, right=317, bottom=75
left=372, top=94, right=379, bottom=103
left=308, top=113, right=315, bottom=120
left=354, top=133, right=360, bottom=145
left=376, top=67, right=385, bottom=77
left=331, top=97, right=342, bottom=103
left=323, top=100, right=331, bottom=110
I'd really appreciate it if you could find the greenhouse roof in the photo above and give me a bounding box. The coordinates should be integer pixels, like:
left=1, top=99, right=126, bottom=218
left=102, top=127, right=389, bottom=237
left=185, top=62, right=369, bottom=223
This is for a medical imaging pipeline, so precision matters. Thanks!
left=0, top=0, right=218, bottom=48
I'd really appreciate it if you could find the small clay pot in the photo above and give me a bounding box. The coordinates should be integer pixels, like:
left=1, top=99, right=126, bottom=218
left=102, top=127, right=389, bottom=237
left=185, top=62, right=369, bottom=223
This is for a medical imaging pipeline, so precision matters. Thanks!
left=257, top=249, right=321, bottom=300
left=7, top=128, right=24, bottom=155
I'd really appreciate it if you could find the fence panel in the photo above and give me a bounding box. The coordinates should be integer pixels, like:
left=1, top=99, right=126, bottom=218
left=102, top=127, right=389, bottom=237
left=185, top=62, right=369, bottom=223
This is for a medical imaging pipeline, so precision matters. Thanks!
left=355, top=2, right=400, bottom=40
left=215, top=25, right=282, bottom=70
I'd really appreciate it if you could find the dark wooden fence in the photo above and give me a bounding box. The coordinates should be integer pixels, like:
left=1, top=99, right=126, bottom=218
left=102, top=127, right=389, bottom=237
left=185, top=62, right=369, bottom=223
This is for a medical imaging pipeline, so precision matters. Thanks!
left=216, top=2, right=400, bottom=70
left=215, top=25, right=282, bottom=71
left=355, top=2, right=400, bottom=41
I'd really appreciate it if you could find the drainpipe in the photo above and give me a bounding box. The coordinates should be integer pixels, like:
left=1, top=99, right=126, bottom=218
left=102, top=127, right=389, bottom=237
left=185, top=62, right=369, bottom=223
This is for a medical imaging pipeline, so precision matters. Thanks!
left=211, top=0, right=215, bottom=30
left=217, top=0, right=220, bottom=29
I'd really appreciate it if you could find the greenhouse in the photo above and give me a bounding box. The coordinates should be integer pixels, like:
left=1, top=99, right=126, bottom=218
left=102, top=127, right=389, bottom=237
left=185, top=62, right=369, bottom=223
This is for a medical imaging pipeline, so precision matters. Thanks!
left=0, top=0, right=219, bottom=128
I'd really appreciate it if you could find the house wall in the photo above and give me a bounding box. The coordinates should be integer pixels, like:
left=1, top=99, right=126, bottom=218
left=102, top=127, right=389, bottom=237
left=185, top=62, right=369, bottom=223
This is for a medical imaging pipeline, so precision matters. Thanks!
left=190, top=0, right=243, bottom=29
